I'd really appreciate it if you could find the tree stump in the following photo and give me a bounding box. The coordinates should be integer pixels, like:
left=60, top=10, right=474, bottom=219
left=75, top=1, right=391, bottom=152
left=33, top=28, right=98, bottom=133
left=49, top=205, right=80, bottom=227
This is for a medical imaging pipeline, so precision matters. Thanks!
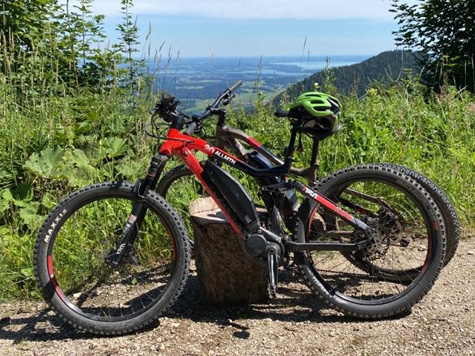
left=189, top=198, right=269, bottom=305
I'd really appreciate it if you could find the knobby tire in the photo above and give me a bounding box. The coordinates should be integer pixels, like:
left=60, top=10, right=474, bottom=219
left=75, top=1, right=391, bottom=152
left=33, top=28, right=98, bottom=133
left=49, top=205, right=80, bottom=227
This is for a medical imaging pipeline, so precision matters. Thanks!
left=34, top=182, right=191, bottom=335
left=298, top=164, right=446, bottom=319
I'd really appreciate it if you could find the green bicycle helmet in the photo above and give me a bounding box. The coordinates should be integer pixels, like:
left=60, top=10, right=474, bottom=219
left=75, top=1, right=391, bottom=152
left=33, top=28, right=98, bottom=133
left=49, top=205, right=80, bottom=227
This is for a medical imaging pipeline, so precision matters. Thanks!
left=288, top=91, right=342, bottom=139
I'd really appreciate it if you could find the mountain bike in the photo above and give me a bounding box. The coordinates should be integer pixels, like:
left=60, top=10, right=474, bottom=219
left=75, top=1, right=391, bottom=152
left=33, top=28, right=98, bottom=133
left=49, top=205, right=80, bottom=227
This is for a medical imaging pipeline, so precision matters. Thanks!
left=34, top=81, right=446, bottom=335
left=156, top=87, right=459, bottom=267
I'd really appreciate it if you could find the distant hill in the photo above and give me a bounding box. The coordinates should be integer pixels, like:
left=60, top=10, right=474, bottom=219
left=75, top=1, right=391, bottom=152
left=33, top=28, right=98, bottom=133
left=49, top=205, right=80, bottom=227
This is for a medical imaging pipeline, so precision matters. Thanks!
left=274, top=50, right=421, bottom=104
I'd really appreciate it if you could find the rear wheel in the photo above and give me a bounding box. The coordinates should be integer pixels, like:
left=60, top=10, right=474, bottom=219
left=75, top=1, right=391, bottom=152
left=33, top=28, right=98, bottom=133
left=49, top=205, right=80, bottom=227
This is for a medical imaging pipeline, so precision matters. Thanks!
left=378, top=163, right=459, bottom=266
left=298, top=164, right=446, bottom=318
left=34, top=182, right=191, bottom=335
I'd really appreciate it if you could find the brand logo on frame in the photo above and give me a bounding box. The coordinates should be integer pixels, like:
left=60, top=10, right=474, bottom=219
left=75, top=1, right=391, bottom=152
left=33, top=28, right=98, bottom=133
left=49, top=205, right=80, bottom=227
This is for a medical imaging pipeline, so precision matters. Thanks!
left=204, top=144, right=215, bottom=155
left=303, top=186, right=318, bottom=199
left=214, top=151, right=237, bottom=165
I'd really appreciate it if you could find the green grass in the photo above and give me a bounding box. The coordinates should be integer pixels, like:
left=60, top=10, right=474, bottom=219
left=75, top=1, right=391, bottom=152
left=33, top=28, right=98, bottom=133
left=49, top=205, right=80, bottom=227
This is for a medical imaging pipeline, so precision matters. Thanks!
left=1, top=60, right=475, bottom=300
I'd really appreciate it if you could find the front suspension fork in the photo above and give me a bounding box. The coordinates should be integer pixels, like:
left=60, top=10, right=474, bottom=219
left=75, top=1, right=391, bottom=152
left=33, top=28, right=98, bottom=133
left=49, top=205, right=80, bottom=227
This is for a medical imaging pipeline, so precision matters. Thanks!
left=106, top=153, right=169, bottom=266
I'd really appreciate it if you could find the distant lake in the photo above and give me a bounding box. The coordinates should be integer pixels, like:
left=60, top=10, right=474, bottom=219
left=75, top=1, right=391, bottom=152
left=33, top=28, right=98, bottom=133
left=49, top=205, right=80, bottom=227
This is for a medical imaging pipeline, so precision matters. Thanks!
left=148, top=55, right=370, bottom=106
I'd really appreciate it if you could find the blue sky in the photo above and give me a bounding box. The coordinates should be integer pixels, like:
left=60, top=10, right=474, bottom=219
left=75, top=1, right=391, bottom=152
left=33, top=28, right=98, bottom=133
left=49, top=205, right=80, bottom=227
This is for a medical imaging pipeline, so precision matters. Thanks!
left=76, top=0, right=418, bottom=58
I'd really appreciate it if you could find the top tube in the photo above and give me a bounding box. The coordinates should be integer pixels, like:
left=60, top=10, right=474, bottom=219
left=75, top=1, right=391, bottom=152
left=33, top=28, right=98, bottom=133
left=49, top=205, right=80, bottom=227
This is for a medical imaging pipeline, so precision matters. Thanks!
left=214, top=121, right=316, bottom=181
left=159, top=127, right=292, bottom=178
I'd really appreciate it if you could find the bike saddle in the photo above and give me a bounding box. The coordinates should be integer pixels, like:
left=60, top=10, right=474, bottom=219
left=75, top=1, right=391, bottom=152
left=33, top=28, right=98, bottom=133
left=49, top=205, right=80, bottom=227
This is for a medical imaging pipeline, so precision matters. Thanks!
left=274, top=109, right=303, bottom=120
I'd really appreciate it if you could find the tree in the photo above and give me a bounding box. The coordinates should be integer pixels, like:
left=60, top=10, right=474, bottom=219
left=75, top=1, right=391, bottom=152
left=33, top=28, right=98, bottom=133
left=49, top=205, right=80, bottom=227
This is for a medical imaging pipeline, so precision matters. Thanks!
left=0, top=0, right=57, bottom=80
left=54, top=0, right=110, bottom=88
left=0, top=0, right=56, bottom=51
left=114, top=0, right=144, bottom=89
left=1, top=0, right=121, bottom=93
left=391, top=0, right=475, bottom=92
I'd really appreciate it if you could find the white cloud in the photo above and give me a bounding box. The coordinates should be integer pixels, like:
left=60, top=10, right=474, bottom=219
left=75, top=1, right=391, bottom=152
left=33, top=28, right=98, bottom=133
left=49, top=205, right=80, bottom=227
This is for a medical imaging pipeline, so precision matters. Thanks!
left=85, top=0, right=407, bottom=20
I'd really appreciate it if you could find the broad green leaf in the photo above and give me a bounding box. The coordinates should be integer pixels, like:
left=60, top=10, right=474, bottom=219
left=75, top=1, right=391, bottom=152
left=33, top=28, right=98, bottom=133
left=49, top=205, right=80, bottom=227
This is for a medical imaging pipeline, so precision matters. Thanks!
left=2, top=189, right=14, bottom=202
left=103, top=137, right=129, bottom=158
left=23, top=146, right=65, bottom=178
left=0, top=189, right=14, bottom=213
left=74, top=121, right=94, bottom=135
left=18, top=201, right=41, bottom=228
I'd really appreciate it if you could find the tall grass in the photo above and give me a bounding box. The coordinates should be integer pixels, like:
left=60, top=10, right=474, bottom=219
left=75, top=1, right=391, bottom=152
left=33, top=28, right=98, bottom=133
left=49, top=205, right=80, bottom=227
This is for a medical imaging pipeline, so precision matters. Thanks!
left=1, top=50, right=475, bottom=300
left=0, top=53, right=156, bottom=300
left=323, top=83, right=475, bottom=220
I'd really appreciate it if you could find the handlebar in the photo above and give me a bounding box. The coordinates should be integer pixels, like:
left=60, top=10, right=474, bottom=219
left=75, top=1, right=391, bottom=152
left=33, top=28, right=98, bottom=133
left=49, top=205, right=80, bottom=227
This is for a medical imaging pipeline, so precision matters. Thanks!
left=197, top=80, right=243, bottom=120
left=228, top=80, right=243, bottom=93
left=155, top=80, right=243, bottom=135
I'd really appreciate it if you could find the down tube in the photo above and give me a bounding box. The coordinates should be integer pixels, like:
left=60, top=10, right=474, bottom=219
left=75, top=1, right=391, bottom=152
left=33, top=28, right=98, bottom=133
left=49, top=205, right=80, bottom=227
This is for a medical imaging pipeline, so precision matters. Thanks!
left=177, top=147, right=246, bottom=236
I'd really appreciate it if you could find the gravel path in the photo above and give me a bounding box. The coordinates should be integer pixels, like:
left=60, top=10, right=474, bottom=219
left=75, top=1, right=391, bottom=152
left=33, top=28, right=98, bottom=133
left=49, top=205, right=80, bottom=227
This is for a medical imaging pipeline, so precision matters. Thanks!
left=1, top=234, right=474, bottom=356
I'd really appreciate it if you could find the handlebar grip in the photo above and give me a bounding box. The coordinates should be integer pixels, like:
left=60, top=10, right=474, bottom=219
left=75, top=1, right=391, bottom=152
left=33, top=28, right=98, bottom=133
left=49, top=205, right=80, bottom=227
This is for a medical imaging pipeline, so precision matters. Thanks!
left=229, top=80, right=243, bottom=92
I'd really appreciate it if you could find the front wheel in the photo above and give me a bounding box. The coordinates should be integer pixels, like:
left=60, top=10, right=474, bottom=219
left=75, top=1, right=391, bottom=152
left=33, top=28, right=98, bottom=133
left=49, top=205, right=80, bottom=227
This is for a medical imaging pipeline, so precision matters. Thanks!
left=34, top=182, right=191, bottom=335
left=298, top=164, right=446, bottom=319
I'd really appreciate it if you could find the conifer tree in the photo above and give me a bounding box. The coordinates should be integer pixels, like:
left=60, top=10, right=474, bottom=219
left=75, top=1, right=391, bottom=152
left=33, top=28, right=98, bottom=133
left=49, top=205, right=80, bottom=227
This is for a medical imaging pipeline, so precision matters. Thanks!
left=114, top=0, right=145, bottom=90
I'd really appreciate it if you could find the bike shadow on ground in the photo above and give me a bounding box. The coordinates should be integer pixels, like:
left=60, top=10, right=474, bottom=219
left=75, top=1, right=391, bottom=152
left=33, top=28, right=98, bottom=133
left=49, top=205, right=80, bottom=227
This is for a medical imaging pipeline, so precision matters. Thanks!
left=0, top=306, right=115, bottom=343
left=0, top=305, right=165, bottom=343
left=0, top=269, right=409, bottom=343
left=171, top=269, right=393, bottom=329
left=171, top=270, right=410, bottom=340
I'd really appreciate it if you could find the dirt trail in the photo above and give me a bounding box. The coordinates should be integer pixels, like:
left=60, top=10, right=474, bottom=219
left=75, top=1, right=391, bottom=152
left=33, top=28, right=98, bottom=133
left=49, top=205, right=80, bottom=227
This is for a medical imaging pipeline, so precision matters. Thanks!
left=1, top=235, right=474, bottom=356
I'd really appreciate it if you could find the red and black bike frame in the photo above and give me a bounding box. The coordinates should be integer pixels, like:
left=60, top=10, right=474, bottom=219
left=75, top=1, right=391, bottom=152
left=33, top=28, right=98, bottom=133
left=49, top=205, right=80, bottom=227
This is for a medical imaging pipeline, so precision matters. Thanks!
left=160, top=123, right=370, bottom=240
left=107, top=113, right=372, bottom=266
left=211, top=110, right=321, bottom=185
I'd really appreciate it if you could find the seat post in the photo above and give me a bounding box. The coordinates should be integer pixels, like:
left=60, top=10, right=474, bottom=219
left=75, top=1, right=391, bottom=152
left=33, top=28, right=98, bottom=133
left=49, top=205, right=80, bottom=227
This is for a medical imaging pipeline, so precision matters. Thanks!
left=283, top=124, right=300, bottom=168
left=308, top=137, right=320, bottom=182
